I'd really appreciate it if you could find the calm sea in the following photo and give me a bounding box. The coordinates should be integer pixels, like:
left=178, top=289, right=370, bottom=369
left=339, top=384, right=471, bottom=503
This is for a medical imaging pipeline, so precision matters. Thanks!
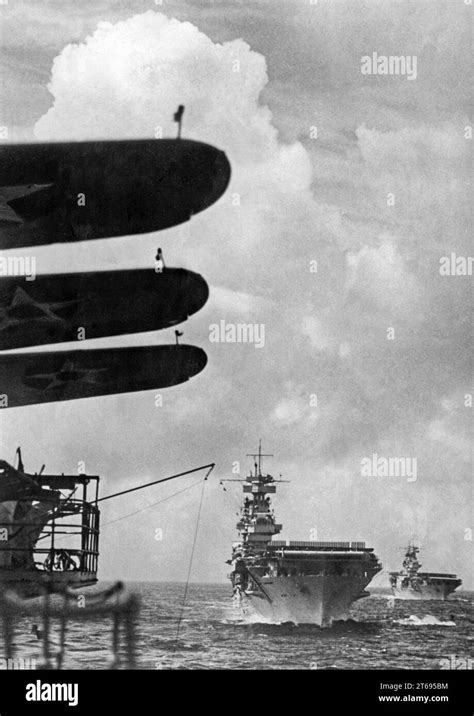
left=6, top=583, right=474, bottom=670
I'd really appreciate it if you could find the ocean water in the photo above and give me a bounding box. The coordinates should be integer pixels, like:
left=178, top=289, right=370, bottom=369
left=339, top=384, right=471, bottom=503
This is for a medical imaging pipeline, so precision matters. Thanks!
left=5, top=583, right=473, bottom=670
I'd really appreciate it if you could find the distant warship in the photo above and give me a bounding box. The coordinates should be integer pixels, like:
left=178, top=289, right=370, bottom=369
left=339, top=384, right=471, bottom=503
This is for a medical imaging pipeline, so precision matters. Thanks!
left=227, top=445, right=381, bottom=626
left=389, top=543, right=461, bottom=600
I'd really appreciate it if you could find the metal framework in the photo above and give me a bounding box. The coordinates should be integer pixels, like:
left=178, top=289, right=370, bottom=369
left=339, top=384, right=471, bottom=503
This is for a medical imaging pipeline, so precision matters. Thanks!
left=0, top=471, right=100, bottom=593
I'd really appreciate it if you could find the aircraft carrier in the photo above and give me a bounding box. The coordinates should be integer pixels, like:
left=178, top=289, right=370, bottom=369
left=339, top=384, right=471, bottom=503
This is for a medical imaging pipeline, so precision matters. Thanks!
left=389, top=544, right=462, bottom=600
left=227, top=445, right=381, bottom=626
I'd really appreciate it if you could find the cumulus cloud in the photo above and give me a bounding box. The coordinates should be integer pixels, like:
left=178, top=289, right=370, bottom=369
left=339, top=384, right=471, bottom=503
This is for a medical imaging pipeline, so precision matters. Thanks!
left=36, top=13, right=268, bottom=147
left=343, top=239, right=423, bottom=316
left=301, top=316, right=335, bottom=353
left=210, top=286, right=270, bottom=316
left=272, top=398, right=303, bottom=425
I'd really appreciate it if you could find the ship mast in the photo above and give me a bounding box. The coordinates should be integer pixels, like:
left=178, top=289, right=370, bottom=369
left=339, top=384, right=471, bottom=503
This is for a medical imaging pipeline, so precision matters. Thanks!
left=402, top=542, right=422, bottom=577
left=246, top=440, right=273, bottom=478
left=225, top=443, right=288, bottom=553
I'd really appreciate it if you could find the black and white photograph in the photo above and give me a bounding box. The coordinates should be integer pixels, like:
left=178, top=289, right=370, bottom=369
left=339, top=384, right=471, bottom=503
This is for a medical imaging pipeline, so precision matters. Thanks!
left=0, top=0, right=471, bottom=710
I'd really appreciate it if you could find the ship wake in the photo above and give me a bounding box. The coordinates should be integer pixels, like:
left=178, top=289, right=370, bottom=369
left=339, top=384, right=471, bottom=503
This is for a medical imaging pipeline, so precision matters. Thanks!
left=395, top=615, right=456, bottom=627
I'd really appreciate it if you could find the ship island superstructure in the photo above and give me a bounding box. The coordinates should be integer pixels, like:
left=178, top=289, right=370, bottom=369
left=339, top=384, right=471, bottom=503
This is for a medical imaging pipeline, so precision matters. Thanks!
left=227, top=445, right=381, bottom=626
left=389, top=543, right=461, bottom=600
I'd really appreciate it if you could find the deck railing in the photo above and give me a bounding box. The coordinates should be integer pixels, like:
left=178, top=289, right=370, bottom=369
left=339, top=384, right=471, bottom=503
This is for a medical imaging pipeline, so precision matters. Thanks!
left=0, top=498, right=100, bottom=575
left=268, top=541, right=367, bottom=550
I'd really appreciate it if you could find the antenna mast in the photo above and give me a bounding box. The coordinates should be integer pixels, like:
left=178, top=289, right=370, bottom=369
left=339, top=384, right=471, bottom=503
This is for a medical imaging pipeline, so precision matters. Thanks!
left=246, top=439, right=273, bottom=477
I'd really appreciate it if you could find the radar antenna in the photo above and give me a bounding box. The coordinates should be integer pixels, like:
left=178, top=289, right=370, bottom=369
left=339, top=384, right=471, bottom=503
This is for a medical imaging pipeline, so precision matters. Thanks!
left=246, top=439, right=273, bottom=477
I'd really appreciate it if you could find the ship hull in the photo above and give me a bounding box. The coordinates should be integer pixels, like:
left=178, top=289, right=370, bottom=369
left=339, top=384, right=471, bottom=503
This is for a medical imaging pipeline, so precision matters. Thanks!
left=235, top=572, right=374, bottom=627
left=390, top=578, right=461, bottom=601
left=227, top=456, right=381, bottom=627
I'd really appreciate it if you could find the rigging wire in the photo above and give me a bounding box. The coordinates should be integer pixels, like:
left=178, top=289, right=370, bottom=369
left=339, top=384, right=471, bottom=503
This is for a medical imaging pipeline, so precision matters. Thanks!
left=36, top=464, right=214, bottom=543
left=101, top=479, right=204, bottom=528
left=95, top=463, right=215, bottom=503
left=48, top=478, right=205, bottom=543
left=173, top=465, right=213, bottom=649
left=219, top=480, right=243, bottom=513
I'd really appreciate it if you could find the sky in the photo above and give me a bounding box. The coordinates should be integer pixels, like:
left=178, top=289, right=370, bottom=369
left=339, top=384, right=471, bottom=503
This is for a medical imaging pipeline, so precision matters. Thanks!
left=0, top=0, right=472, bottom=587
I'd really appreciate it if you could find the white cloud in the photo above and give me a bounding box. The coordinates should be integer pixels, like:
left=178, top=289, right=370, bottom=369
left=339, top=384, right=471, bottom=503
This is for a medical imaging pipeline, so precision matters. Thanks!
left=210, top=286, right=270, bottom=316
left=272, top=398, right=302, bottom=426
left=344, top=238, right=423, bottom=316
left=301, top=316, right=334, bottom=353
